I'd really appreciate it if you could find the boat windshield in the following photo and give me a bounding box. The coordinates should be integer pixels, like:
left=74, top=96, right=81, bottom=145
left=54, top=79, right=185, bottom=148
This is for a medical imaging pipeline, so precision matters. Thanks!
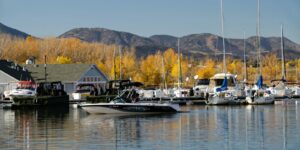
left=76, top=85, right=94, bottom=93
left=112, top=97, right=126, bottom=103
left=16, top=86, right=35, bottom=90
left=196, top=79, right=210, bottom=85
left=210, top=77, right=235, bottom=87
left=17, top=82, right=36, bottom=90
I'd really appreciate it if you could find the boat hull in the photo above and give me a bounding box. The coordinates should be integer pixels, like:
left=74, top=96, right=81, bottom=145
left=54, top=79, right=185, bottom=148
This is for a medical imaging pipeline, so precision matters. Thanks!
left=206, top=96, right=232, bottom=105
left=246, top=96, right=274, bottom=105
left=79, top=103, right=180, bottom=114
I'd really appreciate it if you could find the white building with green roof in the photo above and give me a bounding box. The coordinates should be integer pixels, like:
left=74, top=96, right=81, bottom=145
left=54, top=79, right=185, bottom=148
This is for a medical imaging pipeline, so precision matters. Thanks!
left=24, top=64, right=109, bottom=94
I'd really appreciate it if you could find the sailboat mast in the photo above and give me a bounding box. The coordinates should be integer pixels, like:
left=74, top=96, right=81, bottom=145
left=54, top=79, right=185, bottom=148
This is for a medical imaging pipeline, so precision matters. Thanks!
left=177, top=38, right=182, bottom=89
left=281, top=24, right=286, bottom=80
left=119, top=45, right=122, bottom=80
left=243, top=32, right=247, bottom=82
left=161, top=56, right=167, bottom=89
left=113, top=46, right=117, bottom=80
left=257, top=0, right=262, bottom=75
left=221, top=0, right=226, bottom=73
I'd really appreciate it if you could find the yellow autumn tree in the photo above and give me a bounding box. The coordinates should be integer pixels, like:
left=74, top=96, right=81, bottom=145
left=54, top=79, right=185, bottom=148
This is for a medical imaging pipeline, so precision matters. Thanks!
left=262, top=54, right=280, bottom=83
left=163, top=48, right=178, bottom=83
left=196, top=58, right=216, bottom=79
left=247, top=65, right=258, bottom=84
left=140, top=52, right=162, bottom=85
left=227, top=60, right=243, bottom=81
left=170, top=55, right=189, bottom=85
left=56, top=56, right=72, bottom=64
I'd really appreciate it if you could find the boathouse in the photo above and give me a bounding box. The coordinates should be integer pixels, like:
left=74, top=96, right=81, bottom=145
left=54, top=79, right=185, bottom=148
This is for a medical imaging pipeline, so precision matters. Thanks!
left=24, top=64, right=109, bottom=94
left=0, top=60, right=33, bottom=93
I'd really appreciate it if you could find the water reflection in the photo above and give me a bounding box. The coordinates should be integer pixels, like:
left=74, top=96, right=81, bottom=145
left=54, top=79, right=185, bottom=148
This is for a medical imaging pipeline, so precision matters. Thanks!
left=0, top=104, right=300, bottom=149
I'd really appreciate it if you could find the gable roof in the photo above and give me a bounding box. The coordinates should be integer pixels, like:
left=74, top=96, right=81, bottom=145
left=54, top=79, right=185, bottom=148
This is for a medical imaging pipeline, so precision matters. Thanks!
left=0, top=60, right=33, bottom=81
left=24, top=64, right=108, bottom=82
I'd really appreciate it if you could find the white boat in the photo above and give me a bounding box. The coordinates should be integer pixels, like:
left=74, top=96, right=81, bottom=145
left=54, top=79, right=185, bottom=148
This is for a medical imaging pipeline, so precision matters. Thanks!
left=79, top=100, right=180, bottom=114
left=79, top=89, right=180, bottom=114
left=268, top=80, right=293, bottom=98
left=206, top=73, right=239, bottom=105
left=173, top=88, right=190, bottom=98
left=267, top=25, right=293, bottom=98
left=246, top=91, right=274, bottom=104
left=246, top=76, right=274, bottom=105
left=3, top=81, right=36, bottom=100
left=245, top=0, right=274, bottom=105
left=206, top=91, right=235, bottom=105
left=71, top=84, right=99, bottom=100
left=193, top=79, right=209, bottom=98
left=292, top=86, right=300, bottom=97
left=206, top=0, right=240, bottom=105
left=137, top=88, right=166, bottom=98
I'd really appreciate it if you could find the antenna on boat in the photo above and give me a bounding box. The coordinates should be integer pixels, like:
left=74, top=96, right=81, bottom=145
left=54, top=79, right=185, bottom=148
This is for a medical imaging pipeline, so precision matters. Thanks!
left=221, top=0, right=226, bottom=73
left=281, top=24, right=286, bottom=80
left=177, top=38, right=182, bottom=89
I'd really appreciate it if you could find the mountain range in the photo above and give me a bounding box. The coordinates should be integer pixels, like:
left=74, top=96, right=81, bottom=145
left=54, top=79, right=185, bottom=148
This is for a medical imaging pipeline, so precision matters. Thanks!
left=1, top=22, right=300, bottom=59
left=0, top=23, right=30, bottom=39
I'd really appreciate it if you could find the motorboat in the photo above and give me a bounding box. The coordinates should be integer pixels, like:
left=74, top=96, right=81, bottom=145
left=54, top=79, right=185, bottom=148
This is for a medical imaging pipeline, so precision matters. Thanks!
left=137, top=88, right=166, bottom=98
left=3, top=81, right=36, bottom=100
left=291, top=85, right=300, bottom=97
left=71, top=84, right=99, bottom=100
left=193, top=79, right=209, bottom=98
left=79, top=89, right=180, bottom=114
left=10, top=81, right=69, bottom=108
left=173, top=88, right=190, bottom=98
left=79, top=100, right=180, bottom=114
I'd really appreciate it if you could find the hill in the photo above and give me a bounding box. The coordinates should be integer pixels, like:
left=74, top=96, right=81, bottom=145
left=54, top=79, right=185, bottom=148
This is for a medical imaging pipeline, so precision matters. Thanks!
left=0, top=23, right=30, bottom=39
left=59, top=28, right=300, bottom=59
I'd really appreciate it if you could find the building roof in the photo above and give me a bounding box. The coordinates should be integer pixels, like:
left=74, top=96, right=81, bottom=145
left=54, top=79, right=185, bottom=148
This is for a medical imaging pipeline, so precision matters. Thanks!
left=210, top=73, right=236, bottom=79
left=0, top=60, right=33, bottom=81
left=24, top=64, right=108, bottom=82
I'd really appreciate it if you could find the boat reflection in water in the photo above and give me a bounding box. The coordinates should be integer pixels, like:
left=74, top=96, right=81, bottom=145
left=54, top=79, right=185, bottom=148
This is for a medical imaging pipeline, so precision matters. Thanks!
left=0, top=103, right=300, bottom=149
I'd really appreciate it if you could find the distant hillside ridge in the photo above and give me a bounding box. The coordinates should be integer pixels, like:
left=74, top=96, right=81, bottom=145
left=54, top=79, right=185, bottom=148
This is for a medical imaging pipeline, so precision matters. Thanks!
left=59, top=27, right=300, bottom=59
left=0, top=22, right=30, bottom=39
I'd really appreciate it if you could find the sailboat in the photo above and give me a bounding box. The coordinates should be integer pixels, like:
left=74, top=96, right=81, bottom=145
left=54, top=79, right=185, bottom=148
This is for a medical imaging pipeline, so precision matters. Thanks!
left=172, top=38, right=190, bottom=98
left=246, top=75, right=274, bottom=104
left=245, top=0, right=274, bottom=104
left=205, top=0, right=237, bottom=105
left=268, top=25, right=293, bottom=98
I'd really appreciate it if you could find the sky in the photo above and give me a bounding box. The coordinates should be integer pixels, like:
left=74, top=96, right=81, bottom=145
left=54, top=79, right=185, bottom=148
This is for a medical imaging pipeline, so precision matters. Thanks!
left=0, top=0, right=299, bottom=43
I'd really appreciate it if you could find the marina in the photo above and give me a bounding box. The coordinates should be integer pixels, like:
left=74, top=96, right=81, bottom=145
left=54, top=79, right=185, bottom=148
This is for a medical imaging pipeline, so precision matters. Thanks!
left=1, top=102, right=300, bottom=149
left=0, top=0, right=300, bottom=149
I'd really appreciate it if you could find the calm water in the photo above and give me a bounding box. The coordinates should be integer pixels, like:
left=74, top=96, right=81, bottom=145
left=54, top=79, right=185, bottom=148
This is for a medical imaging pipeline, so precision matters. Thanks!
left=1, top=103, right=300, bottom=150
